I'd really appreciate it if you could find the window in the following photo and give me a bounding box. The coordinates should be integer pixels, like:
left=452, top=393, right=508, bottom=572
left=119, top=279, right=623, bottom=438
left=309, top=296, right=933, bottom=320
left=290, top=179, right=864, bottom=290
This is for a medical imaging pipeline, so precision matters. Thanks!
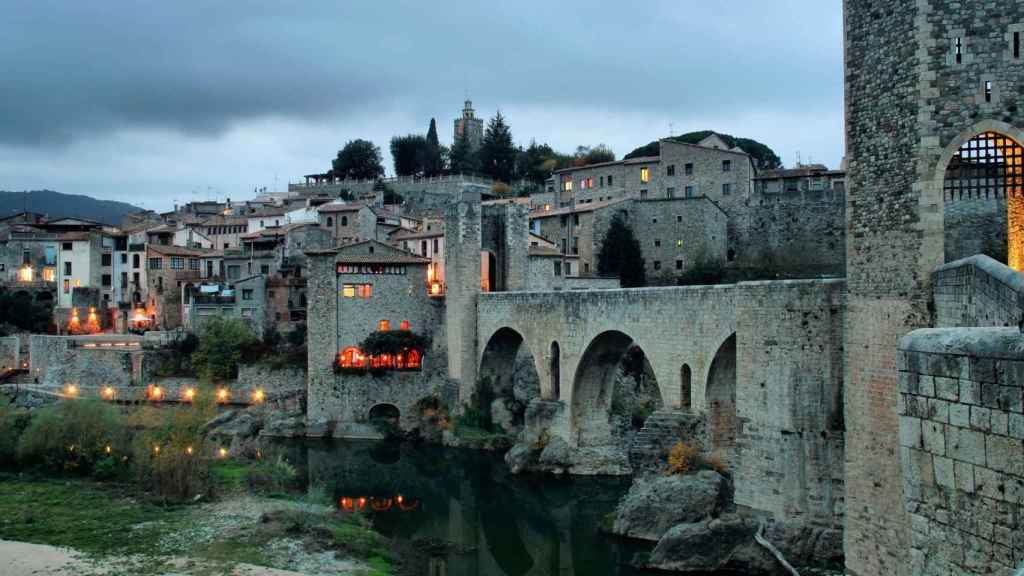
left=685, top=185, right=696, bottom=198
left=433, top=238, right=439, bottom=253
left=102, top=274, right=111, bottom=287
left=227, top=265, right=240, bottom=279
left=121, top=272, right=127, bottom=288
left=677, top=239, right=683, bottom=247
left=338, top=347, right=366, bottom=369
left=553, top=261, right=562, bottom=276
left=676, top=260, right=683, bottom=270
left=667, top=164, right=675, bottom=176
left=170, top=257, right=184, bottom=270
left=666, top=187, right=675, bottom=198
left=64, top=261, right=72, bottom=275
left=342, top=284, right=372, bottom=299
left=62, top=242, right=72, bottom=251
left=400, top=320, right=410, bottom=331
left=189, top=258, right=199, bottom=271
left=327, top=217, right=333, bottom=228
left=133, top=254, right=140, bottom=268
left=43, top=267, right=55, bottom=282
left=573, top=214, right=579, bottom=226
left=684, top=163, right=693, bottom=175
left=571, top=236, right=579, bottom=254
left=149, top=258, right=162, bottom=270
left=722, top=183, right=734, bottom=195
left=985, top=80, right=993, bottom=103
left=584, top=262, right=590, bottom=274
left=1015, top=31, right=1021, bottom=59
left=563, top=178, right=573, bottom=192
left=653, top=261, right=661, bottom=270
left=260, top=264, right=270, bottom=275
left=242, top=289, right=253, bottom=301
left=599, top=176, right=604, bottom=187
left=63, top=279, right=70, bottom=294
left=640, top=166, right=650, bottom=183
left=677, top=215, right=683, bottom=223
left=378, top=319, right=391, bottom=331
left=954, top=36, right=963, bottom=64
left=654, top=240, right=661, bottom=247
left=120, top=253, right=127, bottom=264
left=102, top=253, right=112, bottom=266
left=21, top=250, right=30, bottom=265
left=133, top=272, right=140, bottom=285
left=640, top=189, right=648, bottom=200
left=607, top=175, right=613, bottom=186
left=722, top=160, right=732, bottom=172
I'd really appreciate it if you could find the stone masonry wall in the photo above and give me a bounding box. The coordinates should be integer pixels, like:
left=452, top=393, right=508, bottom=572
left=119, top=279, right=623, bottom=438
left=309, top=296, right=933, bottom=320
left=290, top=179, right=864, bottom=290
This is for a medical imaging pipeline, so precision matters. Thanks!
left=933, top=255, right=1024, bottom=329
left=29, top=335, right=144, bottom=389
left=946, top=197, right=1007, bottom=264
left=898, top=328, right=1024, bottom=575
left=0, top=336, right=19, bottom=371
left=732, top=197, right=846, bottom=277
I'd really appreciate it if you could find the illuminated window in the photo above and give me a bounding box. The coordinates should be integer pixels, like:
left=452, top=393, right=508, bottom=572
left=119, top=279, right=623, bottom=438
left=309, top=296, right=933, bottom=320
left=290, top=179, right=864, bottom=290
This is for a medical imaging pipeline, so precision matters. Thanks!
left=640, top=167, right=650, bottom=183
left=378, top=319, right=391, bottom=331
left=405, top=349, right=421, bottom=369
left=985, top=80, right=993, bottom=103
left=563, top=178, right=573, bottom=192
left=358, top=284, right=372, bottom=298
left=43, top=267, right=55, bottom=282
left=342, top=285, right=356, bottom=298
left=17, top=266, right=33, bottom=282
left=338, top=347, right=365, bottom=368
left=400, top=320, right=410, bottom=331
left=63, top=279, right=70, bottom=294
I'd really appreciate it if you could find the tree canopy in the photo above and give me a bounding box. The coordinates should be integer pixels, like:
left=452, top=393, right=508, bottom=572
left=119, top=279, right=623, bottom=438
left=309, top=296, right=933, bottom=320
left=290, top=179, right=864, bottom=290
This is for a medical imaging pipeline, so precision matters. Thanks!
left=449, top=130, right=478, bottom=175
left=574, top=144, right=615, bottom=166
left=597, top=214, right=647, bottom=288
left=390, top=134, right=431, bottom=177
left=623, top=131, right=782, bottom=169
left=478, top=111, right=517, bottom=183
left=331, top=139, right=385, bottom=180
left=191, top=317, right=257, bottom=382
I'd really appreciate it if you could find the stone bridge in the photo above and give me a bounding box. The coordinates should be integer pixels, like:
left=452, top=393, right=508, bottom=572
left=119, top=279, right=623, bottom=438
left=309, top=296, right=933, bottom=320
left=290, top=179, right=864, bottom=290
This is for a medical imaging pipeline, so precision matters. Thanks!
left=477, top=279, right=847, bottom=523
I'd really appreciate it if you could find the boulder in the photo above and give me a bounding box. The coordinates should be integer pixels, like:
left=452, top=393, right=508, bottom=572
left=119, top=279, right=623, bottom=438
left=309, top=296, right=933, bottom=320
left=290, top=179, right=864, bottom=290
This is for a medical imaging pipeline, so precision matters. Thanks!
left=504, top=443, right=536, bottom=474
left=567, top=446, right=633, bottom=476
left=647, top=514, right=784, bottom=575
left=490, top=398, right=517, bottom=434
left=260, top=413, right=305, bottom=438
left=538, top=436, right=572, bottom=468
left=612, top=471, right=730, bottom=541
left=206, top=411, right=261, bottom=439
left=762, top=521, right=844, bottom=568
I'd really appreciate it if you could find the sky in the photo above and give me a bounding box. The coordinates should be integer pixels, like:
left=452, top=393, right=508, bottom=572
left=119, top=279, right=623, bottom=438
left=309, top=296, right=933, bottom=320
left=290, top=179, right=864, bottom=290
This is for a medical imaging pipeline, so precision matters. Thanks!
left=0, top=1, right=845, bottom=212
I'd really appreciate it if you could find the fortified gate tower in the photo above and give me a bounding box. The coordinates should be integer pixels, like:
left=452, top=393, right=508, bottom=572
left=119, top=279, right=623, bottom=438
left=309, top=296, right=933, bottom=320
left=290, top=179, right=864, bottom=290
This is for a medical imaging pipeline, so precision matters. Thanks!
left=844, top=1, right=1024, bottom=575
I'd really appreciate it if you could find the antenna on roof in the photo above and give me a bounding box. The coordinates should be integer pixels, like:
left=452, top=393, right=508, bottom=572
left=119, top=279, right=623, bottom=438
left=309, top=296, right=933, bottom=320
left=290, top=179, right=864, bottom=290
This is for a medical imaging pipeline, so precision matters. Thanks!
left=795, top=151, right=802, bottom=167
left=669, top=122, right=675, bottom=137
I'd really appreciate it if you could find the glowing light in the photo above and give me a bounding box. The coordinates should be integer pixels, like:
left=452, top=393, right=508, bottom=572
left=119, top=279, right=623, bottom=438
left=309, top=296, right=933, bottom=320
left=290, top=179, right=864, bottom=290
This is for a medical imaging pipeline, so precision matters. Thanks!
left=218, top=447, right=228, bottom=459
left=17, top=265, right=34, bottom=282
left=65, top=384, right=78, bottom=396
left=216, top=388, right=230, bottom=402
left=251, top=389, right=265, bottom=404
left=185, top=446, right=194, bottom=456
left=105, top=445, right=112, bottom=454
left=149, top=386, right=163, bottom=401
left=102, top=386, right=116, bottom=400
left=153, top=444, right=161, bottom=454
left=182, top=387, right=196, bottom=401
left=430, top=282, right=442, bottom=296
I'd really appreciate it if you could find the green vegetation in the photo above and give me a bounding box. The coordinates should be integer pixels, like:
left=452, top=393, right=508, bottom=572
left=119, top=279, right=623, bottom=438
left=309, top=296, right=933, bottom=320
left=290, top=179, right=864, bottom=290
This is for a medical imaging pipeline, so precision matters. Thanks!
left=153, top=332, right=199, bottom=377
left=624, top=130, right=783, bottom=169
left=0, top=291, right=54, bottom=335
left=597, top=214, right=647, bottom=287
left=17, top=400, right=128, bottom=474
left=191, top=317, right=258, bottom=382
left=676, top=259, right=727, bottom=286
left=359, top=329, right=429, bottom=357
left=478, top=111, right=517, bottom=183
left=332, top=139, right=386, bottom=181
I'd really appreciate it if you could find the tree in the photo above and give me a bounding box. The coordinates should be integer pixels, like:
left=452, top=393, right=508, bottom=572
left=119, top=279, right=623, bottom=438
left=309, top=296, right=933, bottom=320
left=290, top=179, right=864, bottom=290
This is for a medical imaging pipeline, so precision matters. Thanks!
left=390, top=134, right=431, bottom=177
left=597, top=214, right=647, bottom=288
left=623, top=131, right=782, bottom=169
left=424, top=118, right=445, bottom=176
left=478, top=111, right=517, bottom=183
left=191, top=317, right=257, bottom=382
left=573, top=144, right=615, bottom=167
left=332, top=139, right=385, bottom=180
left=449, top=130, right=478, bottom=174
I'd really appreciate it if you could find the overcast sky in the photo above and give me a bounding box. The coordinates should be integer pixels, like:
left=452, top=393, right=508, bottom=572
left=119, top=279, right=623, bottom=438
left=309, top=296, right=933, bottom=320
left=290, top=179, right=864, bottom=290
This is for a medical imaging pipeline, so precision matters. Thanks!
left=0, top=1, right=844, bottom=212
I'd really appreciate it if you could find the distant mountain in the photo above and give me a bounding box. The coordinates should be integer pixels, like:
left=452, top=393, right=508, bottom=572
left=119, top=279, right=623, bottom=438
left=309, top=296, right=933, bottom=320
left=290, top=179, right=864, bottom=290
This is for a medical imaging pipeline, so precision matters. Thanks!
left=0, top=190, right=143, bottom=226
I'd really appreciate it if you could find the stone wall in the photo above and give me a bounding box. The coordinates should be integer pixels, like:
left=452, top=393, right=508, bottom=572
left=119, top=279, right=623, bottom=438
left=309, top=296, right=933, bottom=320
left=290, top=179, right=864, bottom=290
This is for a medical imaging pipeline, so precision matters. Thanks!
left=236, top=363, right=306, bottom=393
left=732, top=196, right=846, bottom=277
left=946, top=197, right=1007, bottom=264
left=932, top=255, right=1024, bottom=329
left=29, top=335, right=145, bottom=389
left=0, top=335, right=19, bottom=371
left=898, top=328, right=1024, bottom=575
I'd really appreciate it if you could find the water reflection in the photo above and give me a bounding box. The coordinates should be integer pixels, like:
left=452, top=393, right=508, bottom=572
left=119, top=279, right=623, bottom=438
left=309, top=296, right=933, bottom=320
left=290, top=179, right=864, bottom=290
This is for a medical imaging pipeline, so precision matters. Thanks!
left=272, top=439, right=653, bottom=576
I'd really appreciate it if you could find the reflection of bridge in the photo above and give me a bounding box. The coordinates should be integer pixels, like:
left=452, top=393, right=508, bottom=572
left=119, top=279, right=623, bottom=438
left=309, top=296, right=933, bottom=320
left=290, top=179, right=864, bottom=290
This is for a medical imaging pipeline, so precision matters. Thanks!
left=477, top=279, right=846, bottom=523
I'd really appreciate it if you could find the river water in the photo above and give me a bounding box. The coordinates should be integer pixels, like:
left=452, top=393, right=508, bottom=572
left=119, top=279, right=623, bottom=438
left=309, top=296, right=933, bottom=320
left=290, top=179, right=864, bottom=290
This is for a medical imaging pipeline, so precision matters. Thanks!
left=274, top=439, right=657, bottom=576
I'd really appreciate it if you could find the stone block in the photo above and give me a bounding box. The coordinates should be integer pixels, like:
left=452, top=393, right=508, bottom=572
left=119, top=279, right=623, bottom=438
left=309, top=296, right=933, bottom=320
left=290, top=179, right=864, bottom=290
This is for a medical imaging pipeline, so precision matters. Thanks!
left=950, top=403, right=972, bottom=428
left=986, top=436, right=1023, bottom=476
left=997, top=359, right=1024, bottom=387
left=991, top=410, right=1009, bottom=436
left=899, top=370, right=919, bottom=394
left=971, top=357, right=998, bottom=383
left=928, top=353, right=966, bottom=379
left=946, top=426, right=987, bottom=466
left=1010, top=413, right=1024, bottom=440
left=928, top=398, right=949, bottom=423
left=933, top=455, right=955, bottom=489
left=955, top=461, right=976, bottom=494
left=936, top=376, right=960, bottom=401
left=923, top=421, right=946, bottom=456
left=920, top=374, right=936, bottom=397
left=958, top=379, right=979, bottom=404
left=901, top=415, right=923, bottom=449
left=971, top=406, right=991, bottom=433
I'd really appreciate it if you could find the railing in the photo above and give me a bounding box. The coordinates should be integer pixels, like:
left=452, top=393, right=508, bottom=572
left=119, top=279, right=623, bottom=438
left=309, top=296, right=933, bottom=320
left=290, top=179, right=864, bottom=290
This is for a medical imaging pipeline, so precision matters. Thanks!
left=289, top=173, right=495, bottom=190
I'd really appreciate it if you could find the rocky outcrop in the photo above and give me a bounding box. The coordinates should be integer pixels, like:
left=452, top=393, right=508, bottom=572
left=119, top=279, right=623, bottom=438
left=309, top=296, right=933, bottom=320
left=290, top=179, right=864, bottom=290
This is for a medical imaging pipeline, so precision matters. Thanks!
left=260, top=410, right=305, bottom=438
left=204, top=410, right=262, bottom=439
left=762, top=521, right=844, bottom=569
left=612, top=471, right=730, bottom=541
left=647, top=514, right=784, bottom=574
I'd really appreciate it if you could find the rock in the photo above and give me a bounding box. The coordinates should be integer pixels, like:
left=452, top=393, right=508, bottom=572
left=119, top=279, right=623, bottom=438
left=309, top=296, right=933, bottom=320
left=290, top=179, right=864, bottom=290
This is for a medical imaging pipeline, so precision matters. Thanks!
left=762, top=521, right=844, bottom=568
left=207, top=411, right=261, bottom=439
left=539, top=436, right=572, bottom=467
left=490, top=398, right=517, bottom=434
left=504, top=442, right=536, bottom=474
left=201, top=409, right=239, bottom=434
left=647, top=514, right=783, bottom=575
left=612, top=471, right=730, bottom=541
left=260, top=413, right=305, bottom=438
left=568, top=446, right=633, bottom=476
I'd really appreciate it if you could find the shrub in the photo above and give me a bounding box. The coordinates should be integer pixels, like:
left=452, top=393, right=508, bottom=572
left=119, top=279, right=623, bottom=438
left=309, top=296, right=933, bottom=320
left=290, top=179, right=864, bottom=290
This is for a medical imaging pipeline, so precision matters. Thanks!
left=666, top=441, right=700, bottom=476
left=0, top=401, right=30, bottom=468
left=192, top=317, right=258, bottom=382
left=133, top=396, right=217, bottom=501
left=676, top=259, right=726, bottom=286
left=359, top=330, right=429, bottom=357
left=18, top=400, right=127, bottom=474
left=246, top=453, right=298, bottom=493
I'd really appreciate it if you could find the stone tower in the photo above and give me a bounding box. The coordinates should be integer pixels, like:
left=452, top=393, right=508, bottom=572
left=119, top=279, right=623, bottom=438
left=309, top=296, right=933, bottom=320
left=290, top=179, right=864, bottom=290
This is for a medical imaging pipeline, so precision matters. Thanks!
left=444, top=190, right=481, bottom=403
left=453, top=99, right=484, bottom=152
left=843, top=2, right=1024, bottom=575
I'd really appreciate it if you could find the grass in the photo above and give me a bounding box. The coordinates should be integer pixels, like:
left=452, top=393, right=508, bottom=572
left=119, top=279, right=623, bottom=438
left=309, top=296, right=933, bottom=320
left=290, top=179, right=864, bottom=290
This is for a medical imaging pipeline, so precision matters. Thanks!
left=0, top=475, right=186, bottom=557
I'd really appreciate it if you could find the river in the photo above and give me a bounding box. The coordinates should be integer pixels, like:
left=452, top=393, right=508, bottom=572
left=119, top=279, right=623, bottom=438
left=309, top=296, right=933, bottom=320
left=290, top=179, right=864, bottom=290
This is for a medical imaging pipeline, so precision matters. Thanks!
left=272, top=439, right=657, bottom=576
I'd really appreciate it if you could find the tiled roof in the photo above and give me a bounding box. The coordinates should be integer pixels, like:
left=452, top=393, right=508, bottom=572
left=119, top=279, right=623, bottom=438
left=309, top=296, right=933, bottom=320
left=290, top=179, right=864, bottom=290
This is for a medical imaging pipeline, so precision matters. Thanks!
left=391, top=228, right=443, bottom=241
left=335, top=240, right=429, bottom=265
left=529, top=197, right=629, bottom=219
left=317, top=202, right=364, bottom=213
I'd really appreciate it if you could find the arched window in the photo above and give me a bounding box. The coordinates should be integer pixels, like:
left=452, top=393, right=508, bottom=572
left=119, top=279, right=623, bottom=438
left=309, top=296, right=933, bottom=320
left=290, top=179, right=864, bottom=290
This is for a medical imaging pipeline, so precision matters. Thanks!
left=378, top=319, right=390, bottom=331
left=550, top=341, right=561, bottom=399
left=399, top=320, right=410, bottom=331
left=327, top=216, right=334, bottom=228
left=341, top=216, right=348, bottom=227
left=679, top=364, right=692, bottom=410
left=338, top=347, right=365, bottom=368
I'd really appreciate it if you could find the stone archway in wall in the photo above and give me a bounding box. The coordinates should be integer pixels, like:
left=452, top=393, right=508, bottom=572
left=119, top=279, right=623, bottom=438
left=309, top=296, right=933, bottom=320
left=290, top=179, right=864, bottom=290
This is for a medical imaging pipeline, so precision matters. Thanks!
left=936, top=122, right=1024, bottom=269
left=571, top=330, right=662, bottom=448
left=368, top=403, right=401, bottom=426
left=706, top=333, right=737, bottom=454
left=478, top=327, right=542, bottom=432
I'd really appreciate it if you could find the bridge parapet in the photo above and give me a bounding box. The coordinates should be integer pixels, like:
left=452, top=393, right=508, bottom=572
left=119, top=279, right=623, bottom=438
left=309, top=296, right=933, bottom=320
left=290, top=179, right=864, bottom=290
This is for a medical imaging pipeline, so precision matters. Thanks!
left=932, top=254, right=1024, bottom=329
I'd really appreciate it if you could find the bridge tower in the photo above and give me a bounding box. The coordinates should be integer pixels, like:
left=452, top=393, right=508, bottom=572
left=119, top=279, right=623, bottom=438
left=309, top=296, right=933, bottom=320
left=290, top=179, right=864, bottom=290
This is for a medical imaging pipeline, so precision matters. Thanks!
left=444, top=191, right=482, bottom=404
left=844, top=1, right=1024, bottom=574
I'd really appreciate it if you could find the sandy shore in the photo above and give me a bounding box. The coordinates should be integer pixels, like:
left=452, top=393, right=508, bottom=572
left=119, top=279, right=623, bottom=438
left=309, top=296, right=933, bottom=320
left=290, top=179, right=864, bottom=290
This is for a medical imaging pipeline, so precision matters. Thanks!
left=0, top=539, right=320, bottom=576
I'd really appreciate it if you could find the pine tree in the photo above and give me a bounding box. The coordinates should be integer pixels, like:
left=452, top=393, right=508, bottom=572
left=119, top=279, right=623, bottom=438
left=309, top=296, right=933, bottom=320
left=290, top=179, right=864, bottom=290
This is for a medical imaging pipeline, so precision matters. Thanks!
left=424, top=118, right=444, bottom=176
left=426, top=118, right=439, bottom=146
left=597, top=214, right=647, bottom=287
left=449, top=130, right=477, bottom=174
left=478, top=111, right=516, bottom=183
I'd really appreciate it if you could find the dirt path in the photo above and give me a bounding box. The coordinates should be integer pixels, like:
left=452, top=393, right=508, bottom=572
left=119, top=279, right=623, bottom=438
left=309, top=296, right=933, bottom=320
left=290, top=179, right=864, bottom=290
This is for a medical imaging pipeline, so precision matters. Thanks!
left=0, top=539, right=339, bottom=576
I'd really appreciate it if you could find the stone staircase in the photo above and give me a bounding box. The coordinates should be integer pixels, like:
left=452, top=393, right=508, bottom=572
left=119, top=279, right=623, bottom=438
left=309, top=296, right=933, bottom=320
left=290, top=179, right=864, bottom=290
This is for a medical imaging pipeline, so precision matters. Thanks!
left=629, top=409, right=704, bottom=474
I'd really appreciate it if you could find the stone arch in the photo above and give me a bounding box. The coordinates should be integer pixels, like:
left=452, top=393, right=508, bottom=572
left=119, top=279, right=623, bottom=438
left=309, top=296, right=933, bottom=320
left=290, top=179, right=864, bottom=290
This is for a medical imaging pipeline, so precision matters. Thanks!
left=930, top=120, right=1024, bottom=269
left=12, top=290, right=30, bottom=300
left=571, top=330, right=661, bottom=447
left=478, top=327, right=542, bottom=422
left=549, top=341, right=561, bottom=400
left=706, top=333, right=737, bottom=453
left=368, top=403, right=400, bottom=426
left=326, top=216, right=334, bottom=228
left=679, top=363, right=692, bottom=411
left=35, top=291, right=54, bottom=303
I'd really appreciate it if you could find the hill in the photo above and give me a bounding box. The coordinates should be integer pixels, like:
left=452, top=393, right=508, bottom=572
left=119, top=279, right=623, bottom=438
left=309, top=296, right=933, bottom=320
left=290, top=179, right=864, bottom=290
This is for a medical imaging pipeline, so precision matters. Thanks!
left=623, top=131, right=783, bottom=169
left=0, top=190, right=143, bottom=226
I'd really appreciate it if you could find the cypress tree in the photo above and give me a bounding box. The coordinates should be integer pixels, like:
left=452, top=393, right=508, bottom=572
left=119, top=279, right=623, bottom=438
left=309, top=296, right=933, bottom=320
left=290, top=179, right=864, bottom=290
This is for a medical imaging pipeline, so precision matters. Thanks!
left=597, top=214, right=647, bottom=287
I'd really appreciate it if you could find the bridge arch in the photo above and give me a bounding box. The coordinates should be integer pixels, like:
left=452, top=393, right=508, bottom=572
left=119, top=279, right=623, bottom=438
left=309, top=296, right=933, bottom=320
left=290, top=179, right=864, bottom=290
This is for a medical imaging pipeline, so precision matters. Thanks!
left=706, top=333, right=738, bottom=453
left=571, top=330, right=661, bottom=447
left=478, top=326, right=544, bottom=422
left=368, top=403, right=401, bottom=426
